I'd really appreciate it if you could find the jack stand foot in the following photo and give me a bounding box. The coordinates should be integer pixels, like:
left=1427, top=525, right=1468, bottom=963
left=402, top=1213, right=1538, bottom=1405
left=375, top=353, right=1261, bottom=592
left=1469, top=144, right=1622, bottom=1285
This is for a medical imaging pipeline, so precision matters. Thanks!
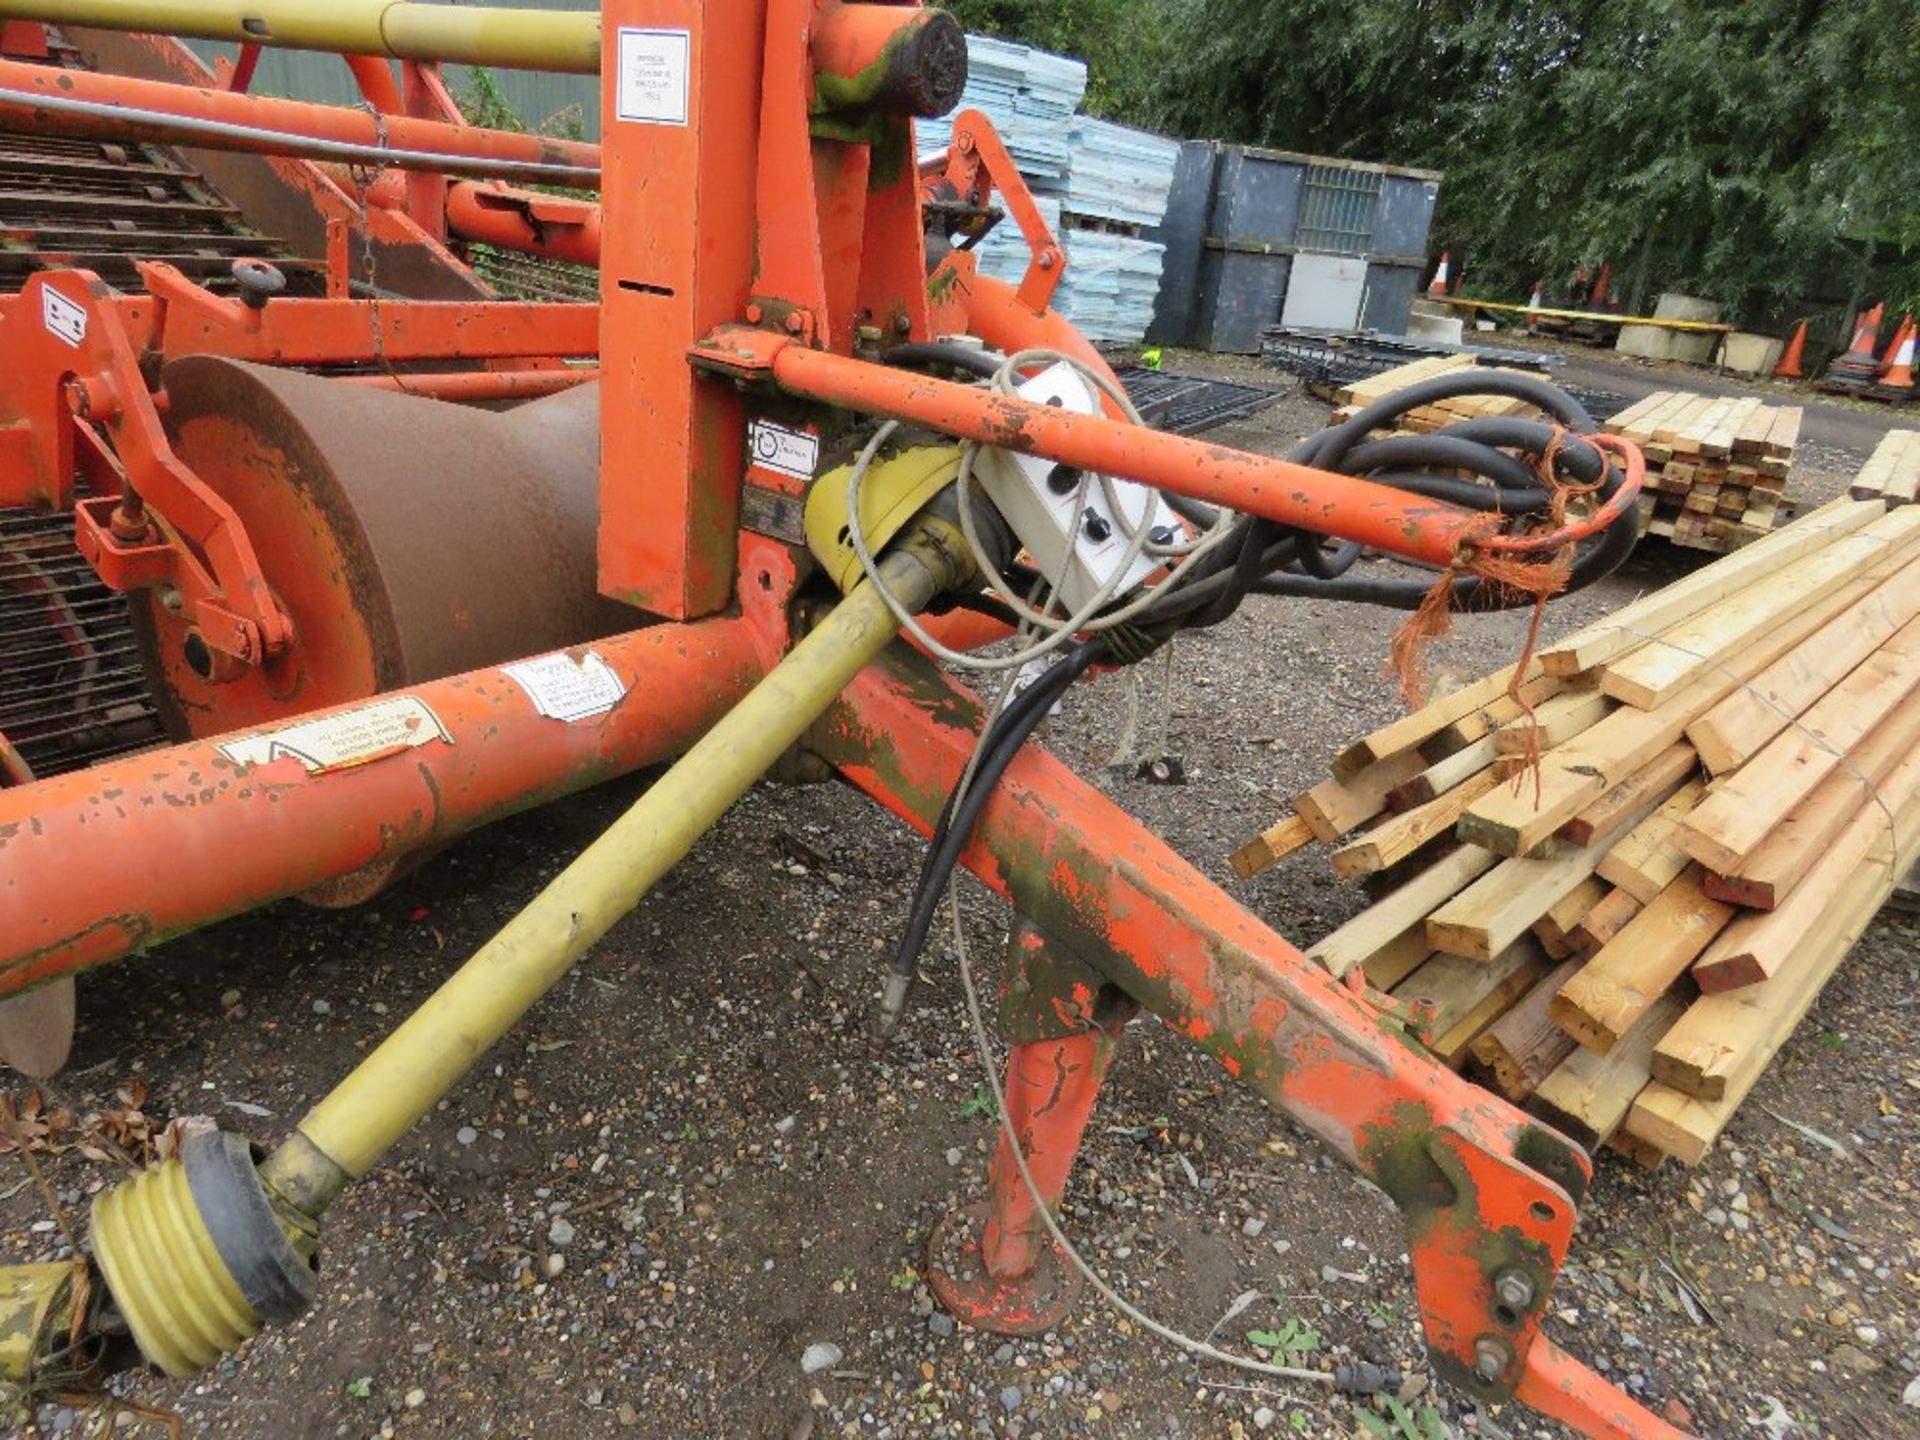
left=925, top=1200, right=1081, bottom=1336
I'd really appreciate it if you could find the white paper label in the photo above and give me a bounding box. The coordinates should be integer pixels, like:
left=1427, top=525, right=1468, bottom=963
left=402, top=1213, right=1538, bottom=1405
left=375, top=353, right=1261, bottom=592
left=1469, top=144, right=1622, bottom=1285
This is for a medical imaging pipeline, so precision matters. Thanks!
left=41, top=287, right=86, bottom=347
left=747, top=418, right=820, bottom=480
left=616, top=27, right=691, bottom=125
left=218, top=696, right=450, bottom=775
left=502, top=650, right=628, bottom=723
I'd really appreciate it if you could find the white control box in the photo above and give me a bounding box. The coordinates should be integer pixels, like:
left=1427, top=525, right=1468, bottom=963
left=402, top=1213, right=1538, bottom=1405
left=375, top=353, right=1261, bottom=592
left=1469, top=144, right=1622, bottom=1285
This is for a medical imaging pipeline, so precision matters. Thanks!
left=972, top=362, right=1177, bottom=613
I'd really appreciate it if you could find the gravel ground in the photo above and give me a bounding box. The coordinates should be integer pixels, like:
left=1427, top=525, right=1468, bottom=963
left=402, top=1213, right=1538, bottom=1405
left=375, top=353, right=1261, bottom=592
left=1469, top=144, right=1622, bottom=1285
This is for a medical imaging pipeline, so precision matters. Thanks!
left=4, top=351, right=1917, bottom=1440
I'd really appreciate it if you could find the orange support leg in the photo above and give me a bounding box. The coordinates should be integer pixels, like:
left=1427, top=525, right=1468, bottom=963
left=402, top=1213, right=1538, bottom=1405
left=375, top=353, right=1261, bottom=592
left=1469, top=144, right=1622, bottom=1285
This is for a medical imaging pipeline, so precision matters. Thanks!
left=926, top=922, right=1138, bottom=1335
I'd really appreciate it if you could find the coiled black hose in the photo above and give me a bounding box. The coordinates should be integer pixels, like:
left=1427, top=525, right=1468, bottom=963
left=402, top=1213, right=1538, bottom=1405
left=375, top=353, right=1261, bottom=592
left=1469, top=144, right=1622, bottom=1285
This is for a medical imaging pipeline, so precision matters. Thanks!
left=875, top=362, right=1643, bottom=1027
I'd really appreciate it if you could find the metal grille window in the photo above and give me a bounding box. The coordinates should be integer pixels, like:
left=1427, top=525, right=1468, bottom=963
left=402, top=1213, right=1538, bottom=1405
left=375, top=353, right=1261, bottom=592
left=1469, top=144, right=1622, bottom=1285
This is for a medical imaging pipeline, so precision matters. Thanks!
left=1295, top=165, right=1382, bottom=255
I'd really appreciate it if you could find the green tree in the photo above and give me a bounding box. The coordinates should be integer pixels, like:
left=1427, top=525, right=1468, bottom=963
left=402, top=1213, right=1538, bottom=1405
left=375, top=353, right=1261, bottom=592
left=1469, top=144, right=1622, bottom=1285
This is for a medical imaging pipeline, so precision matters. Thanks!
left=944, top=0, right=1920, bottom=322
left=1145, top=0, right=1920, bottom=318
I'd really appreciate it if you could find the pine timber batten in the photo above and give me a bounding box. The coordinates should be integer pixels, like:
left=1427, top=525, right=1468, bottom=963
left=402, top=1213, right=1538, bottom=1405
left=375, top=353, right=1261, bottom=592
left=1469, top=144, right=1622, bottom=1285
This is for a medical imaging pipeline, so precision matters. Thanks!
left=1704, top=687, right=1920, bottom=909
left=1549, top=865, right=1733, bottom=1054
left=1689, top=745, right=1920, bottom=994
left=1329, top=769, right=1502, bottom=878
left=1305, top=843, right=1498, bottom=979
left=1471, top=957, right=1585, bottom=1100
left=1426, top=779, right=1668, bottom=962
left=1294, top=747, right=1429, bottom=842
left=1461, top=541, right=1920, bottom=858
left=1686, top=553, right=1920, bottom=775
left=1677, top=611, right=1920, bottom=873
left=1630, top=865, right=1887, bottom=1156
left=1595, top=778, right=1706, bottom=904
left=1597, top=514, right=1920, bottom=710
left=1529, top=994, right=1687, bottom=1151
left=1534, top=498, right=1879, bottom=677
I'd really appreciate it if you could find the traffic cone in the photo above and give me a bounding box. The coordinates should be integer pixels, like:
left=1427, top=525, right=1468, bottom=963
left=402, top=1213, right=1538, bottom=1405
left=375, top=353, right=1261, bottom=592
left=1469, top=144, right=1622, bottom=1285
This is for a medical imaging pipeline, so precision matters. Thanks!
left=1772, top=320, right=1807, bottom=379
left=1840, top=303, right=1884, bottom=365
left=1822, top=303, right=1887, bottom=392
left=1880, top=317, right=1915, bottom=391
left=1427, top=252, right=1450, bottom=296
left=1525, top=280, right=1545, bottom=325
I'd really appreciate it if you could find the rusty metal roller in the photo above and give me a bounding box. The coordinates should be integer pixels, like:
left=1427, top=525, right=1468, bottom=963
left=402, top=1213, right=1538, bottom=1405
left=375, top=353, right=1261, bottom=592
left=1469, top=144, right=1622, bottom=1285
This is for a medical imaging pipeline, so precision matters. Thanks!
left=135, top=357, right=629, bottom=753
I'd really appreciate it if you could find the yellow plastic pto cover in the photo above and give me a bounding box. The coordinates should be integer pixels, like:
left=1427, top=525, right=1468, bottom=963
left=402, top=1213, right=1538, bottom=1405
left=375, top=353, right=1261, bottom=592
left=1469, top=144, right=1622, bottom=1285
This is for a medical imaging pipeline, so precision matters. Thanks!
left=805, top=444, right=963, bottom=594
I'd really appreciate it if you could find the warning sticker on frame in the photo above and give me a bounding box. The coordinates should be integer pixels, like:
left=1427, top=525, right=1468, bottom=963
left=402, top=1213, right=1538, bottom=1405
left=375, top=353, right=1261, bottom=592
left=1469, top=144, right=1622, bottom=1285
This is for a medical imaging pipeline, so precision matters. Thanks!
left=747, top=418, right=819, bottom=481
left=502, top=650, right=628, bottom=724
left=218, top=696, right=451, bottom=775
left=615, top=27, right=690, bottom=125
left=41, top=287, right=86, bottom=347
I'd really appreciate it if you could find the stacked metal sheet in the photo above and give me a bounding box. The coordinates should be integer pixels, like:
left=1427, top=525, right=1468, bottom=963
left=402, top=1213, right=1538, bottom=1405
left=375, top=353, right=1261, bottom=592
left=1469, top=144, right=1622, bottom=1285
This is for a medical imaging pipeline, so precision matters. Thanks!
left=920, top=37, right=1180, bottom=344
left=915, top=36, right=1087, bottom=185
left=1054, top=232, right=1169, bottom=345
left=971, top=195, right=1065, bottom=287
left=1053, top=117, right=1180, bottom=228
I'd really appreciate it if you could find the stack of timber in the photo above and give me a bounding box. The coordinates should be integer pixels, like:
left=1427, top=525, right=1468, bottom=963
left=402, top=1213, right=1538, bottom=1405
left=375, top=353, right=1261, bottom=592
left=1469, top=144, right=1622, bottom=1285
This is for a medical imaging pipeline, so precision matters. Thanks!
left=1330, top=353, right=1547, bottom=431
left=1232, top=486, right=1920, bottom=1168
left=1603, top=390, right=1802, bottom=552
left=1848, top=429, right=1920, bottom=506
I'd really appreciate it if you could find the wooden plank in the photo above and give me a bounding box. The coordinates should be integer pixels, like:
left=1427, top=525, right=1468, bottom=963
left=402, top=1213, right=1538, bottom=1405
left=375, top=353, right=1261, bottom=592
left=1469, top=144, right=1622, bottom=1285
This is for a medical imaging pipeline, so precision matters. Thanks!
left=1331, top=770, right=1502, bottom=878
left=1434, top=673, right=1563, bottom=751
left=1493, top=689, right=1611, bottom=757
left=1890, top=430, right=1920, bottom=505
left=1655, top=394, right=1713, bottom=445
left=1426, top=786, right=1664, bottom=961
left=1386, top=736, right=1498, bottom=810
left=1706, top=687, right=1920, bottom=908
left=1679, top=613, right=1920, bottom=872
left=1687, top=554, right=1920, bottom=773
left=1295, top=748, right=1430, bottom=842
left=1573, top=886, right=1641, bottom=954
left=1558, top=742, right=1696, bottom=848
left=1597, top=779, right=1706, bottom=903
left=1601, top=390, right=1673, bottom=437
left=1701, top=396, right=1761, bottom=458
left=1336, top=353, right=1475, bottom=406
left=1533, top=498, right=1880, bottom=677
left=1762, top=405, right=1803, bottom=457
left=1528, top=994, right=1687, bottom=1149
left=1849, top=429, right=1917, bottom=501
left=1461, top=546, right=1915, bottom=856
left=1534, top=877, right=1608, bottom=954
left=1670, top=395, right=1733, bottom=455
left=1395, top=938, right=1547, bottom=1046
left=1550, top=865, right=1732, bottom=1053
left=1432, top=953, right=1551, bottom=1068
left=1691, top=747, right=1920, bottom=992
left=1331, top=663, right=1519, bottom=780
left=1306, top=844, right=1500, bottom=979
left=1732, top=403, right=1779, bottom=456
left=1361, top=924, right=1433, bottom=992
left=1230, top=814, right=1317, bottom=881
left=1472, top=958, right=1585, bottom=1099
left=1628, top=860, right=1889, bottom=1159
left=1596, top=509, right=1920, bottom=709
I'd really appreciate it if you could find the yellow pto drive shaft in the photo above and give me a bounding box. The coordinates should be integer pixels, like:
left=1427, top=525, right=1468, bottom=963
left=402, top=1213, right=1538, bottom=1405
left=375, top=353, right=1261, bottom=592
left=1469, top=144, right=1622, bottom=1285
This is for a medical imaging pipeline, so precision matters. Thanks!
left=0, top=1, right=602, bottom=73
left=35, top=516, right=973, bottom=1382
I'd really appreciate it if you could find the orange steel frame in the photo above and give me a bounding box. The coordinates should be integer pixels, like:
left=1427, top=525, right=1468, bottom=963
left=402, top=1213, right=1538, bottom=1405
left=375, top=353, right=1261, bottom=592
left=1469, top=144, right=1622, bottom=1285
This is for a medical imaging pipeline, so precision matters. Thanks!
left=0, top=5, right=1679, bottom=1436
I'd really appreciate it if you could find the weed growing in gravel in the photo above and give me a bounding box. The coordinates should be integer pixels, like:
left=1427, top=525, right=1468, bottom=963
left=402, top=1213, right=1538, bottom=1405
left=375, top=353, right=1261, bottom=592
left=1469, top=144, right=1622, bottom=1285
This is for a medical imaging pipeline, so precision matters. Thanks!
left=1355, top=1395, right=1455, bottom=1439
left=1245, top=1316, right=1320, bottom=1363
left=955, top=1084, right=996, bottom=1121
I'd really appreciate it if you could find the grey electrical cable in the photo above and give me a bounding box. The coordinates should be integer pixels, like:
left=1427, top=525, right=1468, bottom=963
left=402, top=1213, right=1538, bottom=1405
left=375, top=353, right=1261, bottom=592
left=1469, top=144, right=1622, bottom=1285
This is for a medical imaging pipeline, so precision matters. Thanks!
left=937, top=669, right=1338, bottom=1388
left=843, top=348, right=1239, bottom=673
left=0, top=86, right=601, bottom=186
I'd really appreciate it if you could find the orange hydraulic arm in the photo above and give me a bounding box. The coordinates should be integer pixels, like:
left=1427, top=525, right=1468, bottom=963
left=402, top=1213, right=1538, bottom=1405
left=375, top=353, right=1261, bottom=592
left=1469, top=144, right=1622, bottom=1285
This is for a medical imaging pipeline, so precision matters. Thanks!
left=0, top=53, right=600, bottom=183
left=0, top=7, right=1680, bottom=1437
